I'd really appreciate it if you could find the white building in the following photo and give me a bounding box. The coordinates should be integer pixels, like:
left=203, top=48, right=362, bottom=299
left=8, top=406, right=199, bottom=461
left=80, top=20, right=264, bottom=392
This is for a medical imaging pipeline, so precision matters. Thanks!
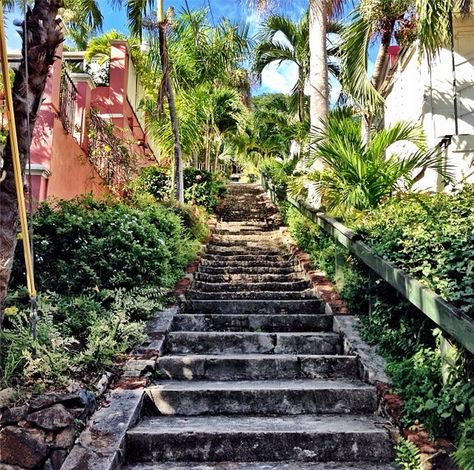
left=380, top=13, right=474, bottom=190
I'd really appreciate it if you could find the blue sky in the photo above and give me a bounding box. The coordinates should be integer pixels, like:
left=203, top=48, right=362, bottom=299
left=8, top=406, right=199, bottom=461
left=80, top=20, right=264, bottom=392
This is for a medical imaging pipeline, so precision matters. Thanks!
left=5, top=1, right=372, bottom=98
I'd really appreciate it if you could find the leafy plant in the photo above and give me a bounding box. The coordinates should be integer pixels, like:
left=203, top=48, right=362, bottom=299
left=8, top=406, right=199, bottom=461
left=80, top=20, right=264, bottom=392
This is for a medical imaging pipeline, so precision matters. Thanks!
left=395, top=438, right=422, bottom=470
left=298, top=108, right=454, bottom=216
left=11, top=197, right=197, bottom=294
left=453, top=417, right=474, bottom=470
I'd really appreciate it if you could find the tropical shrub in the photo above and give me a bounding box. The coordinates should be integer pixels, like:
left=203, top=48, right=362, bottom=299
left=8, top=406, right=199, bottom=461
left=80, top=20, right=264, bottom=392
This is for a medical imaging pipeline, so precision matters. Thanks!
left=453, top=417, right=474, bottom=470
left=10, top=196, right=198, bottom=294
left=2, top=196, right=204, bottom=389
left=357, top=186, right=474, bottom=317
left=133, top=166, right=172, bottom=201
left=132, top=166, right=227, bottom=212
left=295, top=109, right=453, bottom=217
left=183, top=167, right=227, bottom=210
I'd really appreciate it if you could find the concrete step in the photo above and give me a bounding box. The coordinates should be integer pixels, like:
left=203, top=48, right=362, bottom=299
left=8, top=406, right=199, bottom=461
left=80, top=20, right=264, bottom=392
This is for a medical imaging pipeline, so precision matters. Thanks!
left=198, top=266, right=299, bottom=275
left=127, top=463, right=397, bottom=470
left=170, top=314, right=334, bottom=332
left=156, top=354, right=360, bottom=381
left=165, top=332, right=342, bottom=355
left=192, top=280, right=310, bottom=293
left=126, top=415, right=394, bottom=463
left=194, top=273, right=304, bottom=283
left=145, top=379, right=377, bottom=416
left=187, top=290, right=316, bottom=301
left=186, top=299, right=323, bottom=315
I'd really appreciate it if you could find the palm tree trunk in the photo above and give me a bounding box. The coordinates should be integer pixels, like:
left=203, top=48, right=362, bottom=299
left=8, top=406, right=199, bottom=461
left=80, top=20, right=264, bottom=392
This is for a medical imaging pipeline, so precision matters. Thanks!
left=204, top=135, right=211, bottom=171
left=158, top=19, right=184, bottom=204
left=213, top=144, right=219, bottom=173
left=298, top=71, right=305, bottom=123
left=309, top=0, right=329, bottom=137
left=0, top=0, right=63, bottom=325
left=362, top=28, right=393, bottom=144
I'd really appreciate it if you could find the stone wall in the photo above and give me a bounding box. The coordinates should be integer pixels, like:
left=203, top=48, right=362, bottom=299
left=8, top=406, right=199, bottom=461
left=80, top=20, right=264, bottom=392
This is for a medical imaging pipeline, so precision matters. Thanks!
left=0, top=390, right=95, bottom=469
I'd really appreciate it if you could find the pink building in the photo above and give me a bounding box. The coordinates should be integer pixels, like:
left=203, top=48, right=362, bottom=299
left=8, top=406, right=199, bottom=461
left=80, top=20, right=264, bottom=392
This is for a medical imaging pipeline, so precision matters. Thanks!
left=5, top=40, right=155, bottom=205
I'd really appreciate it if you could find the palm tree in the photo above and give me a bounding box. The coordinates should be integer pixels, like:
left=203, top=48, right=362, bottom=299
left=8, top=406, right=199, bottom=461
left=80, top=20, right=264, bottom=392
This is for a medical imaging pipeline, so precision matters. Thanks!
left=157, top=3, right=184, bottom=203
left=253, top=13, right=340, bottom=123
left=0, top=0, right=102, bottom=324
left=144, top=8, right=251, bottom=171
left=248, top=0, right=345, bottom=135
left=296, top=108, right=455, bottom=216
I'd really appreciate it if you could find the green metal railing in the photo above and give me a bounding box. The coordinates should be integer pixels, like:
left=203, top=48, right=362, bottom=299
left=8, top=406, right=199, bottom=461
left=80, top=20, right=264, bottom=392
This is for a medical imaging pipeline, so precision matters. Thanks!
left=262, top=176, right=474, bottom=355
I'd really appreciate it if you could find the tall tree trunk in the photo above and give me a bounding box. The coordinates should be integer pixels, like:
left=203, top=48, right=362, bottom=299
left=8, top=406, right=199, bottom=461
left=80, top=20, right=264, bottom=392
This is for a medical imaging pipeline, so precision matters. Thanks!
left=0, top=0, right=63, bottom=325
left=204, top=135, right=211, bottom=171
left=309, top=0, right=329, bottom=139
left=298, top=70, right=305, bottom=123
left=362, top=28, right=393, bottom=144
left=213, top=143, right=219, bottom=173
left=158, top=19, right=184, bottom=204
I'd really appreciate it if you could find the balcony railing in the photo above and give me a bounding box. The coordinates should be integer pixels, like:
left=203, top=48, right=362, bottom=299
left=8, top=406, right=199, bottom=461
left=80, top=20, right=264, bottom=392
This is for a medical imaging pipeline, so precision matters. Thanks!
left=87, top=109, right=138, bottom=192
left=59, top=70, right=78, bottom=135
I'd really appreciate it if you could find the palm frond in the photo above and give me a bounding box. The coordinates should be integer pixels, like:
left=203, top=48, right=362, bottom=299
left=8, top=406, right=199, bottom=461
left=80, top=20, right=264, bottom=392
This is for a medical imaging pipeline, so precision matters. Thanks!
left=340, top=9, right=383, bottom=113
left=416, top=0, right=452, bottom=59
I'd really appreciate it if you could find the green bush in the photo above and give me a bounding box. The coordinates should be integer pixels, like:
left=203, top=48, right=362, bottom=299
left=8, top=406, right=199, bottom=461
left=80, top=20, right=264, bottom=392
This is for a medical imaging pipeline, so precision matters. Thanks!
left=357, top=186, right=474, bottom=317
left=2, top=196, right=203, bottom=389
left=11, top=196, right=198, bottom=294
left=131, top=166, right=227, bottom=212
left=453, top=417, right=474, bottom=470
left=132, top=166, right=172, bottom=200
left=183, top=167, right=227, bottom=211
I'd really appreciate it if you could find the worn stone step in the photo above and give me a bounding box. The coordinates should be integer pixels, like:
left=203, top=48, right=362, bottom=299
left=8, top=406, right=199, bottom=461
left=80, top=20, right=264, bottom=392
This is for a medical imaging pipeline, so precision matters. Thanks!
left=186, top=299, right=323, bottom=315
left=166, top=332, right=342, bottom=355
left=127, top=463, right=397, bottom=470
left=156, top=354, right=359, bottom=381
left=188, top=290, right=316, bottom=301
left=126, top=415, right=394, bottom=463
left=170, top=314, right=334, bottom=332
left=205, top=247, right=283, bottom=256
left=194, top=273, right=304, bottom=283
left=213, top=230, right=272, bottom=236
left=201, top=254, right=292, bottom=263
left=198, top=266, right=299, bottom=275
left=193, top=280, right=310, bottom=293
left=199, top=259, right=295, bottom=269
left=209, top=239, right=284, bottom=248
left=145, top=379, right=377, bottom=416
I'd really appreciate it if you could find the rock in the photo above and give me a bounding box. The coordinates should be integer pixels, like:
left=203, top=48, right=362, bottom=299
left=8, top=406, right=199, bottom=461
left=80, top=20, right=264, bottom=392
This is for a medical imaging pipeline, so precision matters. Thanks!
left=29, top=393, right=76, bottom=411
left=54, top=426, right=77, bottom=449
left=0, top=388, right=15, bottom=409
left=27, top=404, right=73, bottom=431
left=50, top=450, right=69, bottom=470
left=28, top=390, right=95, bottom=413
left=0, top=426, right=47, bottom=469
left=0, top=405, right=28, bottom=425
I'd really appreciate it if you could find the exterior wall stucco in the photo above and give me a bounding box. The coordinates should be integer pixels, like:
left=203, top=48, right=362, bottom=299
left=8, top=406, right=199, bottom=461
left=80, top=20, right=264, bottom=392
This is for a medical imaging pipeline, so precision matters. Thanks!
left=383, top=16, right=474, bottom=189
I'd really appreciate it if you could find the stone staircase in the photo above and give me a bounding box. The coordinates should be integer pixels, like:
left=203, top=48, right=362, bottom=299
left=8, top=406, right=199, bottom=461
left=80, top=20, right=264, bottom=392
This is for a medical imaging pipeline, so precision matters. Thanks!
left=125, top=184, right=395, bottom=469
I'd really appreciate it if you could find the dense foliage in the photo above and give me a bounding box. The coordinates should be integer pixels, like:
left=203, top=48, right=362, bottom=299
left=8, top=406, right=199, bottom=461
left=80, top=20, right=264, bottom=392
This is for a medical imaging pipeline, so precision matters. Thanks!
left=1, top=197, right=207, bottom=389
left=133, top=166, right=227, bottom=211
left=278, top=191, right=474, bottom=453
left=358, top=185, right=474, bottom=317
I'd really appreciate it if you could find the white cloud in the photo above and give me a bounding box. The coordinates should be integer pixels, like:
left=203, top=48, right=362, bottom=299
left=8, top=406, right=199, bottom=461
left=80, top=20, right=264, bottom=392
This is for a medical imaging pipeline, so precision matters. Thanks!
left=260, top=60, right=298, bottom=94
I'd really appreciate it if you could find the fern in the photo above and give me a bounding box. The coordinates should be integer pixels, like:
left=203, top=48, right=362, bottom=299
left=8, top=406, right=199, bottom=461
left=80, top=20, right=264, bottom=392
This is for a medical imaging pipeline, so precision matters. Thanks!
left=453, top=418, right=474, bottom=470
left=395, top=438, right=422, bottom=470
